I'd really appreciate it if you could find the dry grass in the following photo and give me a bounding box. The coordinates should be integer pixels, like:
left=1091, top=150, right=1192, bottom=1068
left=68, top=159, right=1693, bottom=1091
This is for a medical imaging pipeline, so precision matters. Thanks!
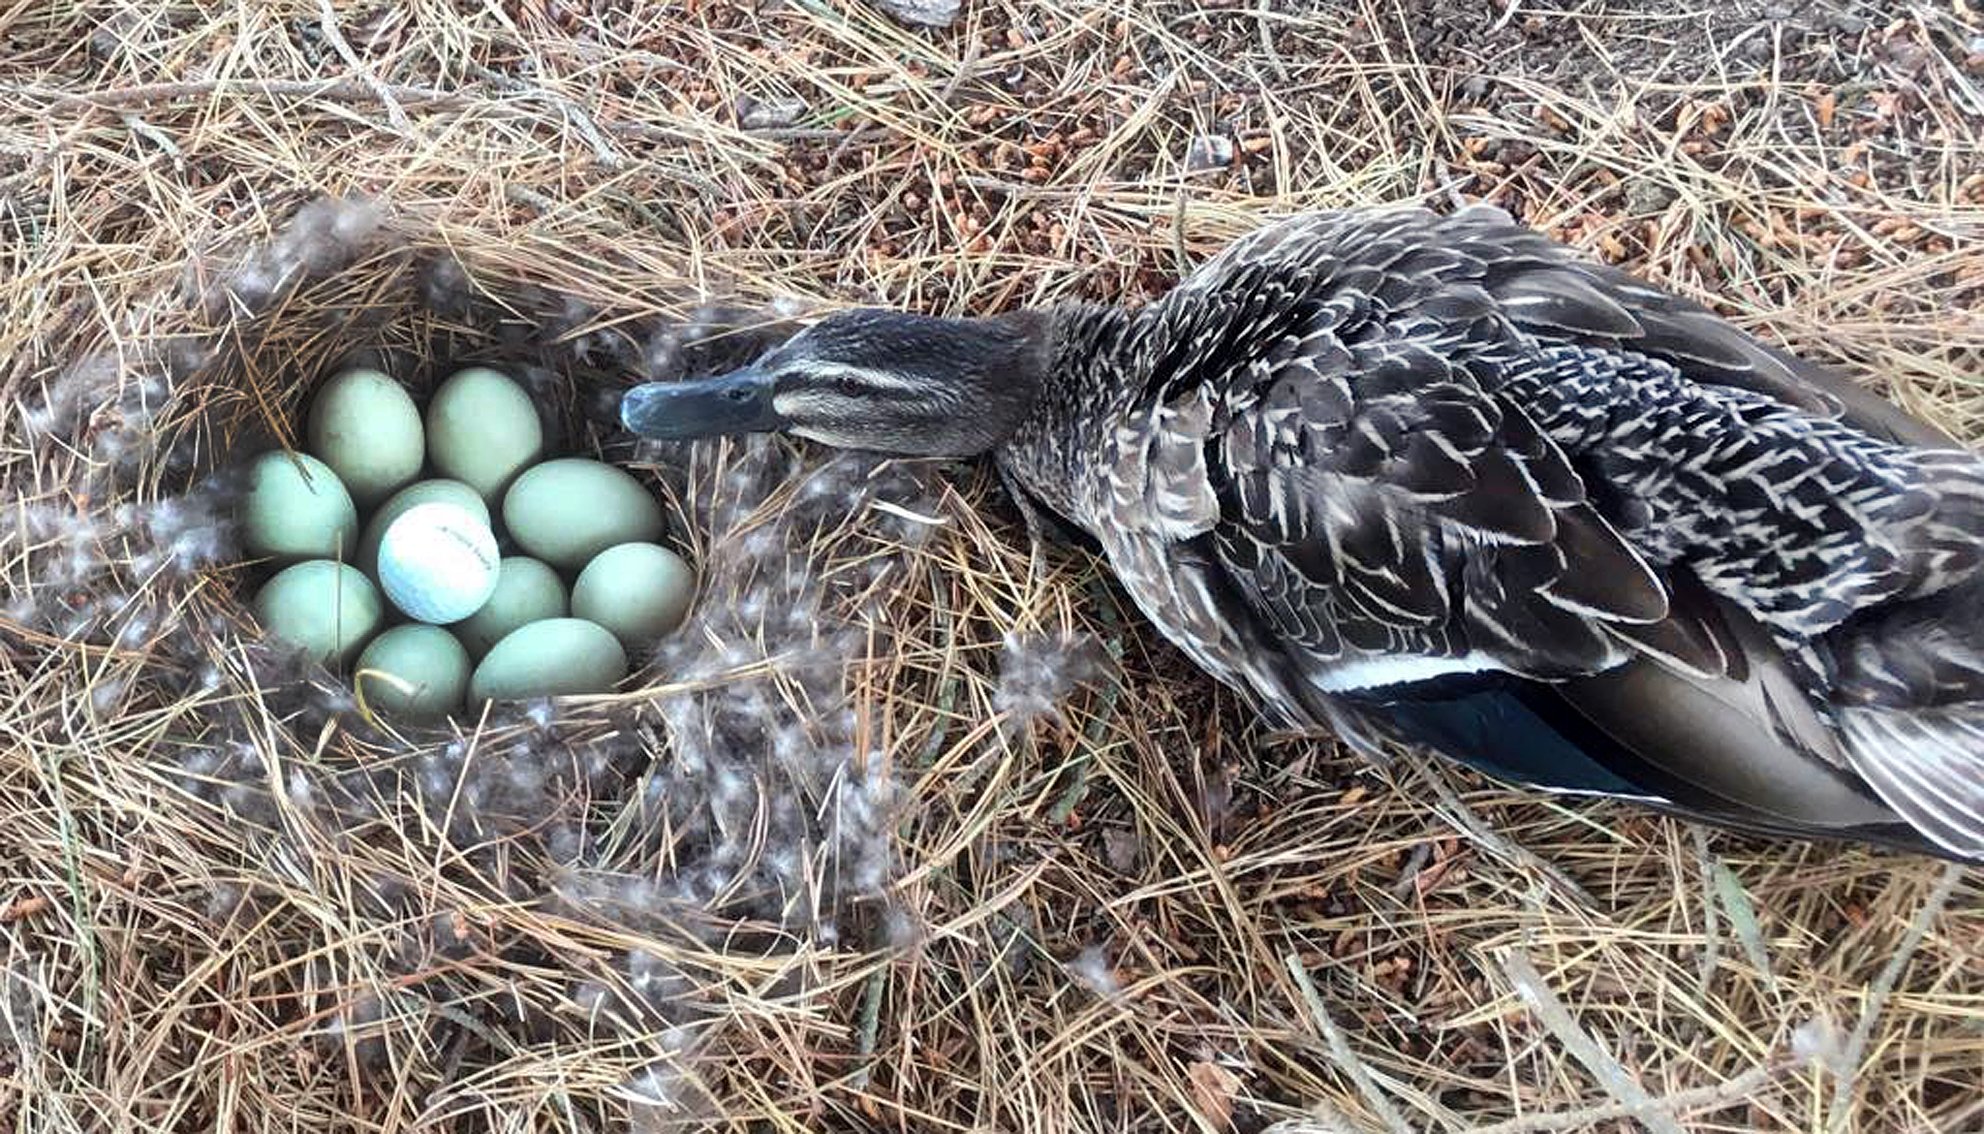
left=3, top=2, right=1982, bottom=1131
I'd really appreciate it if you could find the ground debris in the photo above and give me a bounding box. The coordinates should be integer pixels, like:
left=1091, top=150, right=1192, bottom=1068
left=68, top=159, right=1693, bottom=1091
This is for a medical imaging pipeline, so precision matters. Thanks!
left=873, top=0, right=958, bottom=29
left=1185, top=133, right=1235, bottom=173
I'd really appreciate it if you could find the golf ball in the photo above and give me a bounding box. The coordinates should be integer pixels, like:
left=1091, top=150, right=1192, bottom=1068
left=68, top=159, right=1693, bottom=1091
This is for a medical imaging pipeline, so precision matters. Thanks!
left=376, top=502, right=501, bottom=623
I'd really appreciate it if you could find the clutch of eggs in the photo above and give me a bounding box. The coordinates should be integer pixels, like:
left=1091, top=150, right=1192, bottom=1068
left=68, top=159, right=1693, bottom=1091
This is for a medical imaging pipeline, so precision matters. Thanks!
left=243, top=365, right=697, bottom=721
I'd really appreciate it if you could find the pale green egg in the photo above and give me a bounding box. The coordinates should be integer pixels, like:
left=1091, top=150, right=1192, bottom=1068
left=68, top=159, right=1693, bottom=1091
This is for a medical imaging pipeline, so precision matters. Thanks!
left=426, top=366, right=543, bottom=502
left=253, top=560, right=383, bottom=668
left=502, top=458, right=665, bottom=571
left=453, top=556, right=568, bottom=658
left=356, top=478, right=490, bottom=581
left=571, top=542, right=696, bottom=648
left=354, top=624, right=471, bottom=719
left=468, top=618, right=628, bottom=704
left=241, top=450, right=358, bottom=564
left=305, top=367, right=423, bottom=509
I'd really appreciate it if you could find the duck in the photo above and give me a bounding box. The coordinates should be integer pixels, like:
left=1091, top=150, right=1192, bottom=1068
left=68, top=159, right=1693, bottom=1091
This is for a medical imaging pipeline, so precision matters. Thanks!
left=620, top=203, right=1984, bottom=864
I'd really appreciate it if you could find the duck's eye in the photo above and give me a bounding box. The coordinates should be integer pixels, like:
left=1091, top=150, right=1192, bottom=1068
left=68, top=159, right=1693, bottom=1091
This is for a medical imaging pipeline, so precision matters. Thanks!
left=834, top=375, right=865, bottom=394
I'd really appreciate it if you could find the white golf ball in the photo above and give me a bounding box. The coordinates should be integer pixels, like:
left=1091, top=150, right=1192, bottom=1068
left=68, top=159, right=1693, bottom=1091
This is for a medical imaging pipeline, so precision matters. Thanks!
left=376, top=502, right=501, bottom=624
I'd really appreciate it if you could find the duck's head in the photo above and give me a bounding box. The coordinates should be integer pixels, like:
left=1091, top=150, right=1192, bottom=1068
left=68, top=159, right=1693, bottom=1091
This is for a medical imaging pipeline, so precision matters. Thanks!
left=619, top=308, right=1046, bottom=457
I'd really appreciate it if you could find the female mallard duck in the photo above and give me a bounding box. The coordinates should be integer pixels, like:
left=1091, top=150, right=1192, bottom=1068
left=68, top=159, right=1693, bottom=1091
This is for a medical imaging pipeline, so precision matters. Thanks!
left=621, top=204, right=1984, bottom=863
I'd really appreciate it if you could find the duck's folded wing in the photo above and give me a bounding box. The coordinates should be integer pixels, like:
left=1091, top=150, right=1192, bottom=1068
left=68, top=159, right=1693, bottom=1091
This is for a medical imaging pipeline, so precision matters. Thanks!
left=1123, top=204, right=1984, bottom=858
left=1119, top=306, right=1960, bottom=856
left=1188, top=313, right=1689, bottom=688
left=1116, top=233, right=1709, bottom=694
left=1185, top=354, right=1958, bottom=851
left=1446, top=205, right=1984, bottom=857
left=1444, top=202, right=1962, bottom=449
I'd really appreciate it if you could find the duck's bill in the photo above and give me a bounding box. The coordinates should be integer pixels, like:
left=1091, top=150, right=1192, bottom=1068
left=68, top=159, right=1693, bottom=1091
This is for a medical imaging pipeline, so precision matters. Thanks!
left=619, top=368, right=785, bottom=440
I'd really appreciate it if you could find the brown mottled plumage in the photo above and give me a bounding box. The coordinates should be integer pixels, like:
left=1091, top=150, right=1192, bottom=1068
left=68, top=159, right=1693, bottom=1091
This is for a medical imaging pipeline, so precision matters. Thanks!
left=621, top=204, right=1984, bottom=862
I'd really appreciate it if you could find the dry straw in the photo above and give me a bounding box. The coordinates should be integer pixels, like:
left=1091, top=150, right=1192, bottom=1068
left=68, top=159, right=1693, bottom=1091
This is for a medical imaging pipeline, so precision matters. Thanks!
left=3, top=3, right=1980, bottom=1132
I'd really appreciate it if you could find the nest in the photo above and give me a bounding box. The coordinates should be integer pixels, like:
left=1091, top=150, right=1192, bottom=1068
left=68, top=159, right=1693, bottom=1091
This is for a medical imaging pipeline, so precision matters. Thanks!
left=6, top=5, right=1982, bottom=1132
left=7, top=192, right=1063, bottom=1119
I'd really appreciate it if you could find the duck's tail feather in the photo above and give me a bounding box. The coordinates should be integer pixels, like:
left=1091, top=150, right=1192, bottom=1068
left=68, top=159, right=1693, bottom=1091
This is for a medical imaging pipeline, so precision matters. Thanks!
left=1823, top=576, right=1984, bottom=861
left=1836, top=706, right=1984, bottom=861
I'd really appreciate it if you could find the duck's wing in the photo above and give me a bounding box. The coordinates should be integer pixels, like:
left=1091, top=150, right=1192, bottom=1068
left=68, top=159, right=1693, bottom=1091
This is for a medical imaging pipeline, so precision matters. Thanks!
left=1436, top=203, right=1960, bottom=450
left=1437, top=205, right=1984, bottom=859
left=1121, top=208, right=1698, bottom=689
left=1107, top=206, right=1984, bottom=859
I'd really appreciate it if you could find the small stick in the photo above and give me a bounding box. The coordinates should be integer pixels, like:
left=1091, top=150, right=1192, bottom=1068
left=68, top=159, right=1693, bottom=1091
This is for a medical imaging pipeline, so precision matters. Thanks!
left=317, top=0, right=412, bottom=134
left=845, top=964, right=889, bottom=1092
left=1502, top=950, right=1684, bottom=1134
left=18, top=77, right=470, bottom=114
left=1692, top=828, right=1723, bottom=991
left=1825, top=863, right=1964, bottom=1134
left=467, top=62, right=624, bottom=170
left=1283, top=955, right=1416, bottom=1134
left=1470, top=1055, right=1793, bottom=1134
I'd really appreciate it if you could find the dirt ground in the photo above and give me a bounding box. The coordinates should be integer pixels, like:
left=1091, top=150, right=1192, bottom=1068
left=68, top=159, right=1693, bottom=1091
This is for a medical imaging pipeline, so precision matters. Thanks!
left=1, top=2, right=1980, bottom=1132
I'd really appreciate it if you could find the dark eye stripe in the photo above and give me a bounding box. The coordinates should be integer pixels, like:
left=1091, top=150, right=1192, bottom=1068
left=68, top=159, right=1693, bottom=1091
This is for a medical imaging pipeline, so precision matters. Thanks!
left=804, top=365, right=923, bottom=400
